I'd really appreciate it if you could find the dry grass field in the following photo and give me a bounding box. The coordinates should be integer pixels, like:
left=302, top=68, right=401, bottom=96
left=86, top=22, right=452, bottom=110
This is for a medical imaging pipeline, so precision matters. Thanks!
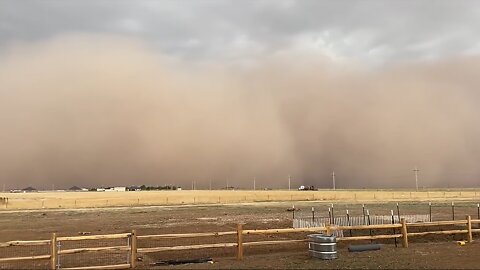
left=1, top=189, right=480, bottom=210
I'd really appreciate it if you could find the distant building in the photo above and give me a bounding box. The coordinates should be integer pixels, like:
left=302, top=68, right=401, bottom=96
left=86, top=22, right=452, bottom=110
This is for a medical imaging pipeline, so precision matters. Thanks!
left=96, top=188, right=106, bottom=192
left=69, top=186, right=82, bottom=191
left=104, top=187, right=126, bottom=192
left=21, top=187, right=37, bottom=193
left=69, top=186, right=88, bottom=192
left=113, top=187, right=126, bottom=192
left=127, top=186, right=141, bottom=191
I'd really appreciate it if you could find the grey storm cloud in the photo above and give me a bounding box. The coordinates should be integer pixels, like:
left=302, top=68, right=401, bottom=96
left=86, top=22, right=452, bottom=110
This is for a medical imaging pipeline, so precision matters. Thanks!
left=1, top=0, right=480, bottom=65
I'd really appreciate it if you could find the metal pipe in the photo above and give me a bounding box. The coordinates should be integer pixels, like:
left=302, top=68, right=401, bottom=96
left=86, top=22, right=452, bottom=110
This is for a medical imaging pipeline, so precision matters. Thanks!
left=396, top=203, right=400, bottom=223
left=451, top=202, right=455, bottom=220
left=328, top=207, right=331, bottom=225
left=366, top=209, right=373, bottom=243
left=348, top=244, right=381, bottom=252
left=391, top=210, right=397, bottom=247
left=346, top=209, right=352, bottom=237
left=362, top=204, right=366, bottom=225
left=477, top=203, right=479, bottom=220
left=331, top=204, right=335, bottom=224
left=429, top=202, right=432, bottom=222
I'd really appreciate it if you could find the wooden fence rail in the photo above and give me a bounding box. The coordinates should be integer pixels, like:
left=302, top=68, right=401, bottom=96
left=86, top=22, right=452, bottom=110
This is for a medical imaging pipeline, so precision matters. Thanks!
left=0, top=255, right=51, bottom=263
left=137, top=231, right=236, bottom=239
left=0, top=217, right=478, bottom=268
left=0, top=240, right=51, bottom=248
left=57, top=233, right=131, bottom=241
left=60, top=264, right=131, bottom=270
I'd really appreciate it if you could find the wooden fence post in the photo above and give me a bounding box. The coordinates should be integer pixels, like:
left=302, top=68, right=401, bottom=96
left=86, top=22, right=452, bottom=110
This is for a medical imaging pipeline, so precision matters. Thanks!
left=130, top=230, right=137, bottom=268
left=50, top=233, right=57, bottom=270
left=326, top=225, right=331, bottom=236
left=467, top=216, right=473, bottom=243
left=400, top=218, right=408, bottom=248
left=236, top=224, right=243, bottom=260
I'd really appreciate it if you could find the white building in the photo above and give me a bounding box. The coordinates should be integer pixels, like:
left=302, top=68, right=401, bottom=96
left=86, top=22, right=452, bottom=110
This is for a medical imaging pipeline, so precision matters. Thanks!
left=104, top=187, right=126, bottom=192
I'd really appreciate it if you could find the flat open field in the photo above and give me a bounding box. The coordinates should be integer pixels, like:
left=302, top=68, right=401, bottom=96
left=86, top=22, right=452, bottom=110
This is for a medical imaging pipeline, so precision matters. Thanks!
left=2, top=189, right=480, bottom=210
left=1, top=199, right=480, bottom=269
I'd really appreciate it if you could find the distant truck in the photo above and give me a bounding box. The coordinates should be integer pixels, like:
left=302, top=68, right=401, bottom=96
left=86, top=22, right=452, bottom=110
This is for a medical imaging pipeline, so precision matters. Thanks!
left=298, top=185, right=316, bottom=191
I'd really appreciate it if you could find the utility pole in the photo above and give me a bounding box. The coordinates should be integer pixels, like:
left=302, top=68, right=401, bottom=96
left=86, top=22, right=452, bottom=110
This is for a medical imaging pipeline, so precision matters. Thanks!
left=209, top=179, right=212, bottom=191
left=253, top=177, right=256, bottom=191
left=413, top=166, right=419, bottom=191
left=332, top=171, right=336, bottom=190
left=288, top=175, right=291, bottom=191
left=226, top=178, right=229, bottom=190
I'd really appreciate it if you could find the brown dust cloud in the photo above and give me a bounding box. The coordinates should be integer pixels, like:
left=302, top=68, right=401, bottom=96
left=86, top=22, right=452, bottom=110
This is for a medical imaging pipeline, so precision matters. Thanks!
left=1, top=35, right=480, bottom=190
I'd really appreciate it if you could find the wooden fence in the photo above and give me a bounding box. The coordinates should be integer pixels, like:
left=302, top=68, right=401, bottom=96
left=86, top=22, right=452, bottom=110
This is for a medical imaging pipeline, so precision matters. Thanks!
left=1, top=216, right=479, bottom=269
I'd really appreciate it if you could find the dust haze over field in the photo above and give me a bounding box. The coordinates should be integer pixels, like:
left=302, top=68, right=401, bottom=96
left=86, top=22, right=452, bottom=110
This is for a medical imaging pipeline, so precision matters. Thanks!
left=1, top=34, right=480, bottom=189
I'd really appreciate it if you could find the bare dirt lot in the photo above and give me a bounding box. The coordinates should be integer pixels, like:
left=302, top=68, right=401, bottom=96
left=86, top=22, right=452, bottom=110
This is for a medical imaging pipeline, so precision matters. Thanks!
left=1, top=200, right=480, bottom=269
left=149, top=242, right=480, bottom=269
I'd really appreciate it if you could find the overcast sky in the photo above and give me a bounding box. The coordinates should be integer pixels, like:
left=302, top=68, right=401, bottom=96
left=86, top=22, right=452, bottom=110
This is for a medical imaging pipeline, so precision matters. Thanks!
left=2, top=0, right=480, bottom=66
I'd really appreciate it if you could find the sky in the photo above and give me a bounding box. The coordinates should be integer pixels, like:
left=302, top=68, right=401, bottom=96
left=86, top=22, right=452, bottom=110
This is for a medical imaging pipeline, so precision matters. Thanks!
left=2, top=0, right=480, bottom=66
left=1, top=0, right=480, bottom=189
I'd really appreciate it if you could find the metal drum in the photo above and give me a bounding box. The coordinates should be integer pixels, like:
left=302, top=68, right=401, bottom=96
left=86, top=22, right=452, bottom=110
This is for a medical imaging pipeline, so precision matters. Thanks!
left=308, top=234, right=337, bottom=260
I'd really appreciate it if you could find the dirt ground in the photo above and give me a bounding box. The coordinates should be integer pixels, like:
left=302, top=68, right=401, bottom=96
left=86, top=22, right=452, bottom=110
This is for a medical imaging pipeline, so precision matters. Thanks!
left=145, top=242, right=480, bottom=270
left=1, top=200, right=479, bottom=269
